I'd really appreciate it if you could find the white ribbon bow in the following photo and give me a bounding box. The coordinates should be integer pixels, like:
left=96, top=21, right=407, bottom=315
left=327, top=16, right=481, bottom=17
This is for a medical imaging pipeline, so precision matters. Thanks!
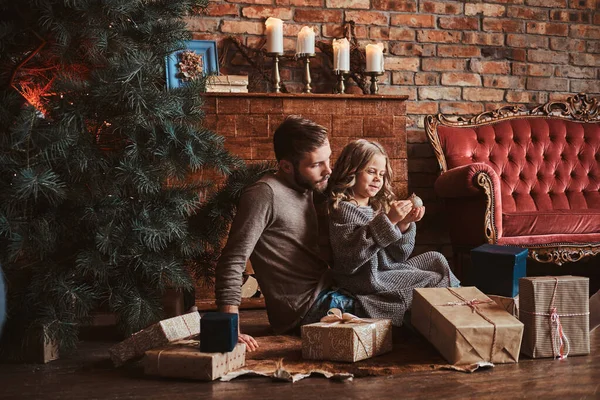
left=319, top=308, right=366, bottom=324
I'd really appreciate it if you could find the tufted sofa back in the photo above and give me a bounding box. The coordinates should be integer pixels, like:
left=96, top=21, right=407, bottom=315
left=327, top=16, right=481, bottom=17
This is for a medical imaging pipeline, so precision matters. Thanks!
left=436, top=118, right=600, bottom=213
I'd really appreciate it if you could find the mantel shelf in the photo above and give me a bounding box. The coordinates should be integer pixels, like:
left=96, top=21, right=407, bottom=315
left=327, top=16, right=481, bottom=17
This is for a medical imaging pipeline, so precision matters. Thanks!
left=203, top=92, right=409, bottom=101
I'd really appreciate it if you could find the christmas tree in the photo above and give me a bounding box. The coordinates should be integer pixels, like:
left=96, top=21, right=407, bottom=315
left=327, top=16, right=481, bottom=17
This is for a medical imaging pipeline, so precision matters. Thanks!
left=0, top=0, right=265, bottom=356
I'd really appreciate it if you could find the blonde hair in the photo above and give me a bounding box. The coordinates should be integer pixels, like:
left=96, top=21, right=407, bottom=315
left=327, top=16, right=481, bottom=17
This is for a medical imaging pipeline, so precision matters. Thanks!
left=328, top=139, right=395, bottom=213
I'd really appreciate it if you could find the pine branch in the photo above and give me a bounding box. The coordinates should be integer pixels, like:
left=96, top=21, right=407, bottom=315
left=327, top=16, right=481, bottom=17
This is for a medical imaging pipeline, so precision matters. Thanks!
left=0, top=0, right=233, bottom=356
left=189, top=162, right=276, bottom=281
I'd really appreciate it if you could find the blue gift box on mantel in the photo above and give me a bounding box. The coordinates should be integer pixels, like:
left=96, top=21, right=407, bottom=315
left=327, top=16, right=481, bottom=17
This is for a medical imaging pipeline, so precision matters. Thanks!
left=470, top=244, right=528, bottom=297
left=200, top=312, right=238, bottom=353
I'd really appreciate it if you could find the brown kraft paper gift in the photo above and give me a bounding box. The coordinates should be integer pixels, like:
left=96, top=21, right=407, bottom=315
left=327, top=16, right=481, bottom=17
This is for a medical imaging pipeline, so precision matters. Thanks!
left=488, top=294, right=519, bottom=318
left=144, top=341, right=246, bottom=381
left=109, top=311, right=200, bottom=366
left=411, top=287, right=524, bottom=365
left=519, top=276, right=590, bottom=359
left=301, top=309, right=392, bottom=362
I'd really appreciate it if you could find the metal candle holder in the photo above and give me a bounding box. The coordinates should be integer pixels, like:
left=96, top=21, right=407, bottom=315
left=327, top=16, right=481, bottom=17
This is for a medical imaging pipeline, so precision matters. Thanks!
left=297, top=53, right=316, bottom=94
left=333, top=70, right=349, bottom=94
left=366, top=71, right=384, bottom=94
left=267, top=52, right=284, bottom=93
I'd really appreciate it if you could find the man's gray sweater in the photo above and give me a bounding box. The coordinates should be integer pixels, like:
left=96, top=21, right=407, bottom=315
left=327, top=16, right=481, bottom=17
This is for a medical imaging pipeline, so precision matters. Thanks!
left=215, top=174, right=330, bottom=333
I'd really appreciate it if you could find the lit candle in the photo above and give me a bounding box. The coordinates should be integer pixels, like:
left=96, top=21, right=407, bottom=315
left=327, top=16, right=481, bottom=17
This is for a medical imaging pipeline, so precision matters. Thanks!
left=265, top=17, right=283, bottom=53
left=296, top=26, right=315, bottom=55
left=333, top=38, right=350, bottom=72
left=366, top=43, right=385, bottom=73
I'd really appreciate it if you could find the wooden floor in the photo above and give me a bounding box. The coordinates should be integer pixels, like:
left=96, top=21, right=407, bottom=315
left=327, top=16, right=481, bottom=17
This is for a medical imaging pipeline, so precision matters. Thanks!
left=0, top=309, right=599, bottom=400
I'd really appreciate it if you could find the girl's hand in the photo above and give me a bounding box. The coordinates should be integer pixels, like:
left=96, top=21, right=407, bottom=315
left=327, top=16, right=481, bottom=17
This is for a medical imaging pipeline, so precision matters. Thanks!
left=398, top=206, right=425, bottom=232
left=386, top=200, right=413, bottom=225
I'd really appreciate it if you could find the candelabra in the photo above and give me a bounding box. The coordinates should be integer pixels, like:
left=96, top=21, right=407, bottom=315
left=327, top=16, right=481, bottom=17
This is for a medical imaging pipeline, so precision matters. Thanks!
left=297, top=53, right=316, bottom=93
left=333, top=70, right=349, bottom=94
left=267, top=52, right=284, bottom=93
left=366, top=71, right=384, bottom=94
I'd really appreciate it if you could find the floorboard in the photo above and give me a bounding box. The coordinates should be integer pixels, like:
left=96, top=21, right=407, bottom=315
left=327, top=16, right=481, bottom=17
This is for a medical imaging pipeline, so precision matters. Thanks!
left=0, top=310, right=598, bottom=400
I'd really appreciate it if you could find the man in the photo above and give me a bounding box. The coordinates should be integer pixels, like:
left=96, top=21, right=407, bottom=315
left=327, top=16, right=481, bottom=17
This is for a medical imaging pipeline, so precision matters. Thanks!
left=215, top=115, right=333, bottom=351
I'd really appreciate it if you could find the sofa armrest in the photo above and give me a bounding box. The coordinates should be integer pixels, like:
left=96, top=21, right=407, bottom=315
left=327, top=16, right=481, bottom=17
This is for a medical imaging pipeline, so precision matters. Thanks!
left=434, top=163, right=493, bottom=197
left=434, top=163, right=503, bottom=242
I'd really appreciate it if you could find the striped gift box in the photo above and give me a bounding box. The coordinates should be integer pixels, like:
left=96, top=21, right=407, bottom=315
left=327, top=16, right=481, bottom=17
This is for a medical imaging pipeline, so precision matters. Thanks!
left=519, top=276, right=590, bottom=359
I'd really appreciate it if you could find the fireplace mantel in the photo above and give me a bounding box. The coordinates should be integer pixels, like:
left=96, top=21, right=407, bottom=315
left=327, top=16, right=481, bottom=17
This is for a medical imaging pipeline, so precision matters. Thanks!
left=202, top=92, right=409, bottom=195
left=198, top=92, right=409, bottom=309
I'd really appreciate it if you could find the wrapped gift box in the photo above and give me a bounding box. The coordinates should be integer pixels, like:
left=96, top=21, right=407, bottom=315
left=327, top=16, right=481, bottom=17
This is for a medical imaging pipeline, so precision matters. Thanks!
left=411, top=287, right=524, bottom=365
left=470, top=244, right=527, bottom=297
left=301, top=317, right=392, bottom=362
left=200, top=312, right=238, bottom=353
left=144, top=341, right=246, bottom=381
left=519, top=276, right=590, bottom=359
left=109, top=311, right=200, bottom=366
left=488, top=294, right=519, bottom=318
left=22, top=325, right=59, bottom=364
left=206, top=75, right=248, bottom=93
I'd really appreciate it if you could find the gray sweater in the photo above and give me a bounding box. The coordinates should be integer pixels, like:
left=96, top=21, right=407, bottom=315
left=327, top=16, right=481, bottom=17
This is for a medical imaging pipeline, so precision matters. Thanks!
left=215, top=174, right=330, bottom=334
left=329, top=201, right=459, bottom=326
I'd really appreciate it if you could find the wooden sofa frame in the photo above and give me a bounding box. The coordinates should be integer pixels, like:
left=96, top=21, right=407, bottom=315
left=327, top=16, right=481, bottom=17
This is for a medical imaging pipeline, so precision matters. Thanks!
left=425, top=93, right=600, bottom=266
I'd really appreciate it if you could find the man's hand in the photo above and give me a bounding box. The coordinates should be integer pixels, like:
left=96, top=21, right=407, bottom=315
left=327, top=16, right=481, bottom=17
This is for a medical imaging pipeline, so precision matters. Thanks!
left=239, top=333, right=259, bottom=352
left=219, top=304, right=260, bottom=352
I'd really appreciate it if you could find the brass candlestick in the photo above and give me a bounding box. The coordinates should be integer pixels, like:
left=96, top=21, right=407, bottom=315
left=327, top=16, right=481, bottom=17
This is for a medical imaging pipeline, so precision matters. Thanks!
left=333, top=70, right=349, bottom=94
left=366, top=71, right=384, bottom=94
left=267, top=52, right=284, bottom=93
left=297, top=53, right=316, bottom=94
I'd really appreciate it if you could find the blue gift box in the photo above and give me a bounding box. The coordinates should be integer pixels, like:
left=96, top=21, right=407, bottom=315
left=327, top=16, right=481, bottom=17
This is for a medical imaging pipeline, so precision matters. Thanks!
left=200, top=312, right=238, bottom=353
left=470, top=244, right=528, bottom=297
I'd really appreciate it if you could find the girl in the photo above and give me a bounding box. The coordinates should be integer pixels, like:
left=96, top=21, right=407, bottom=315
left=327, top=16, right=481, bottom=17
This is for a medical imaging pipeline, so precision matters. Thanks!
left=327, top=139, right=459, bottom=326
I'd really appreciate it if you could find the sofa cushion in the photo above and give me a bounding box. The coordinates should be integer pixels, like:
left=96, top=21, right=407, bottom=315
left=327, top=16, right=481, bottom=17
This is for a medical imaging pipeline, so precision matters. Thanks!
left=437, top=118, right=600, bottom=213
left=503, top=208, right=600, bottom=237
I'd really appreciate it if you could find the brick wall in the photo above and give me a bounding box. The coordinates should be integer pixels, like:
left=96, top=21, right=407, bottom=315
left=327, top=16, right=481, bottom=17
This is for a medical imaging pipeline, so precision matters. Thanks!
left=188, top=1, right=600, bottom=259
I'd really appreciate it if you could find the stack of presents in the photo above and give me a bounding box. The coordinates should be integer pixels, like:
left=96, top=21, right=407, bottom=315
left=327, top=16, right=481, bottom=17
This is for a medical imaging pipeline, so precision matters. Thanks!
left=109, top=244, right=591, bottom=380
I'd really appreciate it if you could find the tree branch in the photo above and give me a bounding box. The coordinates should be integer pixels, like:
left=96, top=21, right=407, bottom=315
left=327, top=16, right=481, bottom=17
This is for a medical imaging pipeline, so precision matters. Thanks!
left=225, top=36, right=289, bottom=93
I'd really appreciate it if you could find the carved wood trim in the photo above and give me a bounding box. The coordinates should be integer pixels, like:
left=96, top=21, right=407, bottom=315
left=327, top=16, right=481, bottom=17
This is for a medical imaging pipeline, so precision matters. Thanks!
left=531, top=93, right=600, bottom=122
left=528, top=244, right=600, bottom=266
left=424, top=115, right=447, bottom=173
left=424, top=93, right=600, bottom=174
left=474, top=171, right=498, bottom=244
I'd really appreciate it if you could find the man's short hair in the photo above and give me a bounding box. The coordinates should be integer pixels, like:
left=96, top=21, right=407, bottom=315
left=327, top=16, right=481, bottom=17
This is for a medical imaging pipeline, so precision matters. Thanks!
left=273, top=115, right=328, bottom=164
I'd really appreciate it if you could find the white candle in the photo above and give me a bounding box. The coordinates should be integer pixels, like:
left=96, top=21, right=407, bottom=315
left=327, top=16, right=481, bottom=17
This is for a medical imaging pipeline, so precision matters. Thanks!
left=296, top=26, right=315, bottom=55
left=366, top=43, right=385, bottom=73
left=333, top=38, right=350, bottom=72
left=265, top=17, right=283, bottom=53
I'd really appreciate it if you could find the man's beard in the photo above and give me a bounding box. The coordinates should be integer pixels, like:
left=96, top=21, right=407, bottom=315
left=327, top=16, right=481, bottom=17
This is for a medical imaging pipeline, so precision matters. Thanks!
left=293, top=168, right=329, bottom=193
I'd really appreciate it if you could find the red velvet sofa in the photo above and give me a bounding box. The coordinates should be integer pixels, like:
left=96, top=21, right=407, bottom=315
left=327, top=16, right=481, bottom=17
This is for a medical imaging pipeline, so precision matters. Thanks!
left=426, top=93, right=600, bottom=266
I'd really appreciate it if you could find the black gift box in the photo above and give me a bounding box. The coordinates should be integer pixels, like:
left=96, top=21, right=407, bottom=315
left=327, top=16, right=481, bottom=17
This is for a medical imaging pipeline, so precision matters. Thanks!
left=200, top=312, right=238, bottom=353
left=470, top=244, right=527, bottom=297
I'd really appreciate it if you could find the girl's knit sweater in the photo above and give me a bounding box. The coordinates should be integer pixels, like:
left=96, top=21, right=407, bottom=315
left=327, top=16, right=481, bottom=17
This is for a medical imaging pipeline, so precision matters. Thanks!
left=329, top=201, right=460, bottom=326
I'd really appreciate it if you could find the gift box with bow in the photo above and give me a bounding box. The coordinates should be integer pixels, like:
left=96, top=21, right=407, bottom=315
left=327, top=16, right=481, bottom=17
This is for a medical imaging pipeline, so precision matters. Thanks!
left=519, top=276, right=590, bottom=359
left=301, top=308, right=392, bottom=362
left=411, top=287, right=524, bottom=365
